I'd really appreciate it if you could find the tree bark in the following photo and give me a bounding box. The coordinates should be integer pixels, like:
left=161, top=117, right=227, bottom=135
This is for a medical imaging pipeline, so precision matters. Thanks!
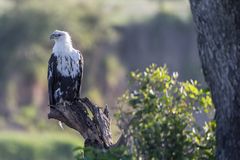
left=189, top=1, right=240, bottom=159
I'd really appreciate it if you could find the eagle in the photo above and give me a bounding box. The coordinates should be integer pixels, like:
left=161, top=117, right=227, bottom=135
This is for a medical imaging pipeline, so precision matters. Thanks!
left=48, top=30, right=83, bottom=107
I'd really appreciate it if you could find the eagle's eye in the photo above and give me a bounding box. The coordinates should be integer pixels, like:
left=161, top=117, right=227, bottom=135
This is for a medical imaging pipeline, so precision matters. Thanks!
left=56, top=34, right=61, bottom=37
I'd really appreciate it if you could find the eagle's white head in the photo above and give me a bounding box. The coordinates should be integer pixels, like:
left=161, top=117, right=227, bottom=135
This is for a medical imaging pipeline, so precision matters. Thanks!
left=50, top=30, right=74, bottom=55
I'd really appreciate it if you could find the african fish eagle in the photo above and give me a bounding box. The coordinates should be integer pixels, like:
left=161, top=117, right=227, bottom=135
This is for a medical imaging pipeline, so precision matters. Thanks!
left=48, top=30, right=83, bottom=106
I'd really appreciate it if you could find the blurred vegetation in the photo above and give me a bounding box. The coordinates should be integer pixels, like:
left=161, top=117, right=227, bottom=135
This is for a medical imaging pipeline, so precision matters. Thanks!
left=0, top=0, right=197, bottom=129
left=0, top=0, right=121, bottom=128
left=0, top=0, right=208, bottom=159
left=74, top=65, right=215, bottom=160
left=0, top=131, right=82, bottom=160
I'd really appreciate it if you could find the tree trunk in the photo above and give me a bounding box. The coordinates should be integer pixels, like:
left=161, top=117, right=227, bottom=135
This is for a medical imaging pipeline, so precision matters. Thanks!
left=189, top=1, right=240, bottom=159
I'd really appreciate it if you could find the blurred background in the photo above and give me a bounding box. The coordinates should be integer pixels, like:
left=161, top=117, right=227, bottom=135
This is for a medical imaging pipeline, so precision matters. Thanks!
left=0, top=0, right=203, bottom=159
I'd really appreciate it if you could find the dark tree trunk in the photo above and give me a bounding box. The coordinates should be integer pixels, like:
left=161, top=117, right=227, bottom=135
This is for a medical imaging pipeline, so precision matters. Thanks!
left=189, top=1, right=240, bottom=159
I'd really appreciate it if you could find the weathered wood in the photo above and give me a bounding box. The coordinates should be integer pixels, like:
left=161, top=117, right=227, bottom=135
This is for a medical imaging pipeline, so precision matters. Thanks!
left=48, top=97, right=113, bottom=149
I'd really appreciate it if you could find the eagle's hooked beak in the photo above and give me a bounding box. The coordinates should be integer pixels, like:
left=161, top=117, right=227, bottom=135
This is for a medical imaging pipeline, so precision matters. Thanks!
left=50, top=34, right=55, bottom=40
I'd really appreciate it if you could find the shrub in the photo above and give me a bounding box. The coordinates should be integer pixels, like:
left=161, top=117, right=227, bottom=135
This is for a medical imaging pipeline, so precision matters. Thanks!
left=118, top=64, right=215, bottom=160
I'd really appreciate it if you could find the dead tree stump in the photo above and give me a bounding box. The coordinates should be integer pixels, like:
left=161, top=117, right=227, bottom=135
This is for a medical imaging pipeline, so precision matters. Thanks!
left=48, top=97, right=113, bottom=149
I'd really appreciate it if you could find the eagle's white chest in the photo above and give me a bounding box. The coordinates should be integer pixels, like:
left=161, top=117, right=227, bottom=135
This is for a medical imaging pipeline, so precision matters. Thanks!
left=55, top=52, right=80, bottom=78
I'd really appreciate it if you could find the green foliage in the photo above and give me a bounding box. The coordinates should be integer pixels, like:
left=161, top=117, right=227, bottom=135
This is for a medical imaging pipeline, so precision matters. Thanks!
left=118, top=64, right=215, bottom=160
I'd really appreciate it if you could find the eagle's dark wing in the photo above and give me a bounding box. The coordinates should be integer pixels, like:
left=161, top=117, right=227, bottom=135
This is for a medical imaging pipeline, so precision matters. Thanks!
left=77, top=51, right=83, bottom=98
left=48, top=54, right=56, bottom=106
